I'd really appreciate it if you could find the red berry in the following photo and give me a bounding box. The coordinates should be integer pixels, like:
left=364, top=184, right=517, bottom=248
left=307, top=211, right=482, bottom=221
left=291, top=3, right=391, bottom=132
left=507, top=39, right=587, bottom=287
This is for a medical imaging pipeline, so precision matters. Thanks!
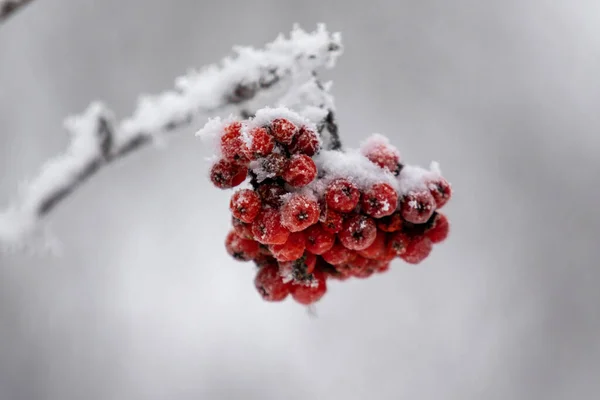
left=304, top=223, right=335, bottom=255
left=280, top=194, right=320, bottom=232
left=256, top=183, right=286, bottom=208
left=290, top=126, right=319, bottom=156
left=322, top=240, right=357, bottom=265
left=425, top=213, right=449, bottom=243
left=253, top=253, right=278, bottom=268
left=358, top=229, right=387, bottom=260
left=325, top=179, right=360, bottom=213
left=279, top=253, right=318, bottom=281
left=290, top=269, right=327, bottom=305
left=269, top=232, right=306, bottom=262
left=387, top=231, right=410, bottom=257
left=339, top=214, right=377, bottom=251
left=377, top=212, right=403, bottom=232
left=258, top=153, right=288, bottom=178
left=270, top=118, right=298, bottom=145
left=225, top=230, right=259, bottom=261
left=220, top=122, right=249, bottom=164
left=254, top=263, right=291, bottom=302
left=401, top=236, right=433, bottom=264
left=400, top=190, right=436, bottom=224
left=282, top=154, right=317, bottom=187
left=231, top=216, right=254, bottom=239
left=371, top=260, right=391, bottom=273
left=244, top=127, right=274, bottom=160
left=361, top=135, right=401, bottom=175
left=251, top=208, right=290, bottom=245
left=210, top=159, right=248, bottom=189
left=361, top=183, right=398, bottom=218
left=320, top=208, right=344, bottom=233
left=427, top=177, right=452, bottom=209
left=229, top=189, right=261, bottom=223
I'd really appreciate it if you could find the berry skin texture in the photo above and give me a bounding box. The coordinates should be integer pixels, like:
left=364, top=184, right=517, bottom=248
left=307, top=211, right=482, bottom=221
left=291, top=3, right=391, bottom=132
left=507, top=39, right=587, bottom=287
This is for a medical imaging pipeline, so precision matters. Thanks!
left=363, top=141, right=401, bottom=175
left=229, top=189, right=261, bottom=223
left=231, top=216, right=254, bottom=239
left=254, top=263, right=291, bottom=302
left=225, top=231, right=259, bottom=261
left=339, top=214, right=377, bottom=251
left=269, top=232, right=306, bottom=262
left=401, top=236, right=433, bottom=264
left=358, top=229, right=387, bottom=260
left=400, top=190, right=436, bottom=224
left=320, top=209, right=344, bottom=233
left=425, top=213, right=450, bottom=244
left=376, top=212, right=403, bottom=232
left=361, top=183, right=399, bottom=219
left=290, top=269, right=327, bottom=305
left=387, top=231, right=410, bottom=257
left=256, top=183, right=286, bottom=208
left=259, top=153, right=288, bottom=178
left=210, top=159, right=248, bottom=189
left=251, top=208, right=290, bottom=245
left=280, top=194, right=320, bottom=232
left=282, top=154, right=317, bottom=187
left=220, top=122, right=249, bottom=164
left=322, top=241, right=356, bottom=265
left=304, top=223, right=335, bottom=255
left=270, top=118, right=298, bottom=145
left=428, top=177, right=452, bottom=209
left=325, top=179, right=360, bottom=213
left=290, top=126, right=320, bottom=156
left=244, top=127, right=274, bottom=160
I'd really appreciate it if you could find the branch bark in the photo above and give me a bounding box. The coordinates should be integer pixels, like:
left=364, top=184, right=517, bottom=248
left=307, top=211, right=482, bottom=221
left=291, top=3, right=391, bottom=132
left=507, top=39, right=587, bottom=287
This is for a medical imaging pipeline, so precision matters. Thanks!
left=0, top=0, right=33, bottom=24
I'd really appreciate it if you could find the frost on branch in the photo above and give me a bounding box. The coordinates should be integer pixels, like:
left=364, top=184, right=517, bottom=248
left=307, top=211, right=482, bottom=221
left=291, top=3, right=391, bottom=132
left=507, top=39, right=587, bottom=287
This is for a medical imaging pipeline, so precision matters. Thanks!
left=200, top=107, right=453, bottom=306
left=0, top=25, right=342, bottom=249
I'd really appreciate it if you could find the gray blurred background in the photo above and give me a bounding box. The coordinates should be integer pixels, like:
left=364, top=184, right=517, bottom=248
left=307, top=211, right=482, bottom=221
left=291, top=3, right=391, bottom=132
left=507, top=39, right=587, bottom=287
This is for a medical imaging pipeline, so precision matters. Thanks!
left=1, top=0, right=599, bottom=399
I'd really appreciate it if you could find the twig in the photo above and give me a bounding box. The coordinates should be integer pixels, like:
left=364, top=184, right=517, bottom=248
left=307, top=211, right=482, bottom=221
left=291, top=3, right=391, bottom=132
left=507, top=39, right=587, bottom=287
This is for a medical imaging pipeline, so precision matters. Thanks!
left=0, top=0, right=33, bottom=24
left=0, top=25, right=342, bottom=245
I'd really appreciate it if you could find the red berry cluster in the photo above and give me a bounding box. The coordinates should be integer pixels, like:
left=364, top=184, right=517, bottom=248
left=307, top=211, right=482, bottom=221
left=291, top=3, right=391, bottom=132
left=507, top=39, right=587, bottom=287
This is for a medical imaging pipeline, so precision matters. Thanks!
left=205, top=111, right=452, bottom=306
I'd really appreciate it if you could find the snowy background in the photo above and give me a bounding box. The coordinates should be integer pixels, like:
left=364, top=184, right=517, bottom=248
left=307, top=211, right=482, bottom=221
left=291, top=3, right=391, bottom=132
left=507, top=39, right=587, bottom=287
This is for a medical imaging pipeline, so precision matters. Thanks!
left=1, top=1, right=599, bottom=399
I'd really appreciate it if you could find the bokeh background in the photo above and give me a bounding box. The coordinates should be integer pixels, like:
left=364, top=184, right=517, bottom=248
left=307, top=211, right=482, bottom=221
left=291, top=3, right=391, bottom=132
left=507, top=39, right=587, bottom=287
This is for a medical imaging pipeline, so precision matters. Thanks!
left=1, top=1, right=599, bottom=399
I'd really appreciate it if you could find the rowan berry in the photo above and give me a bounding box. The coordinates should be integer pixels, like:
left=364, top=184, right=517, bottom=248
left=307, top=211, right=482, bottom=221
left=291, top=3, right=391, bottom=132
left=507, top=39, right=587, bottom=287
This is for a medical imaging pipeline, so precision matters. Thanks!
left=325, top=179, right=360, bottom=213
left=400, top=190, right=436, bottom=224
left=304, top=223, right=335, bottom=255
left=290, top=269, right=327, bottom=305
left=269, top=232, right=306, bottom=262
left=220, top=121, right=248, bottom=164
left=258, top=153, right=288, bottom=178
left=376, top=212, right=403, bottom=232
left=225, top=230, right=259, bottom=261
left=427, top=177, right=452, bottom=209
left=244, top=127, right=274, bottom=160
left=251, top=208, right=290, bottom=245
left=229, top=189, right=261, bottom=223
left=290, top=126, right=319, bottom=156
left=362, top=138, right=401, bottom=175
left=361, top=183, right=398, bottom=218
left=270, top=118, right=298, bottom=145
left=425, top=212, right=449, bottom=244
left=210, top=159, right=248, bottom=189
left=254, top=263, right=291, bottom=302
left=339, top=214, right=377, bottom=251
left=387, top=231, right=410, bottom=257
left=231, top=216, right=254, bottom=239
left=282, top=154, right=317, bottom=187
left=358, top=229, right=387, bottom=260
left=322, top=240, right=357, bottom=265
left=256, top=183, right=286, bottom=208
left=401, top=236, right=433, bottom=264
left=320, top=208, right=344, bottom=234
left=280, top=194, right=320, bottom=232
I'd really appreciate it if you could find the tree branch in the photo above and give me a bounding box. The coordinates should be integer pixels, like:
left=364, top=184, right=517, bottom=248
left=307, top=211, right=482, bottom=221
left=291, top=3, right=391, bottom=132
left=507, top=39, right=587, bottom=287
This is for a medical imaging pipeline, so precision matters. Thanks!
left=0, top=25, right=343, bottom=246
left=0, top=0, right=33, bottom=24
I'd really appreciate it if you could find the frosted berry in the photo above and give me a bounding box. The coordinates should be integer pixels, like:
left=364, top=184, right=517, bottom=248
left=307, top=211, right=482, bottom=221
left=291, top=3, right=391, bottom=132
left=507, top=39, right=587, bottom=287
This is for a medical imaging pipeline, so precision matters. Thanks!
left=425, top=212, right=449, bottom=244
left=210, top=159, right=248, bottom=189
left=290, top=269, right=327, bottom=305
left=376, top=212, right=403, bottom=232
left=282, top=154, right=317, bottom=187
left=339, top=214, right=377, bottom=251
left=220, top=122, right=249, bottom=164
left=322, top=240, right=357, bottom=265
left=229, top=189, right=261, bottom=223
left=254, top=263, right=291, bottom=302
left=387, top=231, right=410, bottom=257
left=358, top=229, right=387, bottom=260
left=290, top=126, right=320, bottom=156
left=427, top=177, right=452, bottom=209
left=320, top=208, right=344, bottom=233
left=325, top=179, right=360, bottom=213
left=401, top=236, right=433, bottom=264
left=361, top=183, right=399, bottom=218
left=362, top=139, right=401, bottom=175
left=400, top=190, right=436, bottom=224
left=280, top=194, right=320, bottom=232
left=279, top=253, right=317, bottom=282
left=252, top=253, right=277, bottom=268
left=231, top=216, right=254, bottom=239
left=251, top=208, right=290, bottom=245
left=269, top=231, right=306, bottom=262
left=244, top=127, right=274, bottom=160
left=258, top=153, right=288, bottom=178
left=225, top=230, right=259, bottom=261
left=270, top=118, right=298, bottom=145
left=256, top=183, right=286, bottom=208
left=304, top=223, right=335, bottom=255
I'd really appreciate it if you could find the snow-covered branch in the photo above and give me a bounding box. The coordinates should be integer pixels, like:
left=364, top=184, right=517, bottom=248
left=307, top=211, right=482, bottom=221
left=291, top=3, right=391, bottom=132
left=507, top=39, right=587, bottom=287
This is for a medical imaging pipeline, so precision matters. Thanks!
left=0, top=25, right=343, bottom=247
left=0, top=0, right=32, bottom=24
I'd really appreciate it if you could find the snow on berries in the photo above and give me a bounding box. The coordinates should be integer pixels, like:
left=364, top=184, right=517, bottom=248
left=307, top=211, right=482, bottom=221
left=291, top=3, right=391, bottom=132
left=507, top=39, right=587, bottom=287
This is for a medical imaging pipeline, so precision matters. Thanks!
left=197, top=106, right=453, bottom=306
